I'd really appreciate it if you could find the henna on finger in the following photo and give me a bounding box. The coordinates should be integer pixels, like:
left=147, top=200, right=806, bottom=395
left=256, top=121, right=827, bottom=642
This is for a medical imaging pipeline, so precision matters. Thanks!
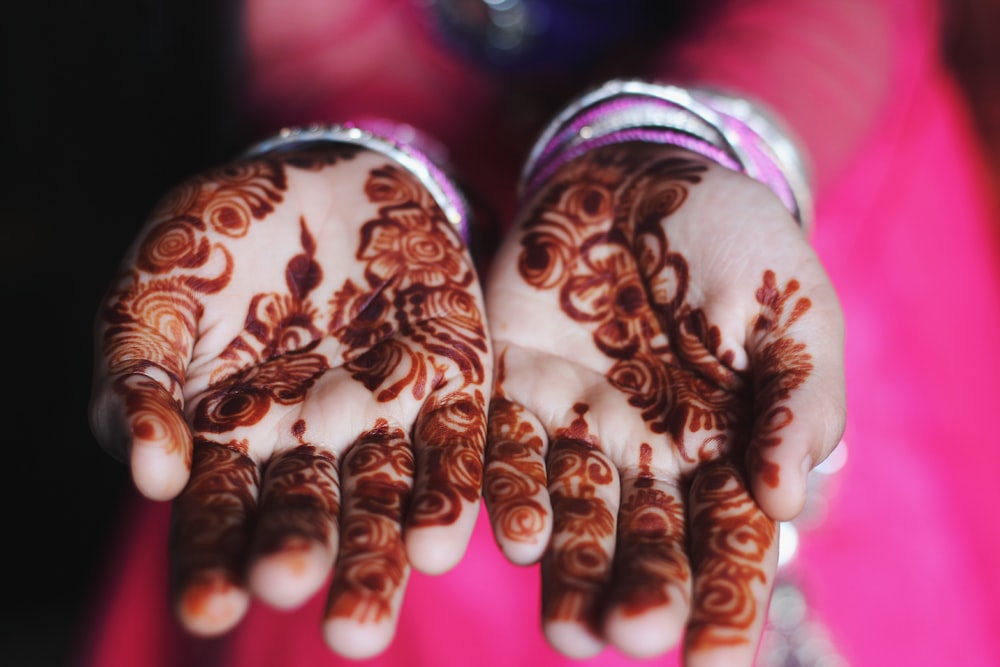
left=249, top=438, right=341, bottom=608
left=170, top=440, right=259, bottom=635
left=685, top=458, right=777, bottom=655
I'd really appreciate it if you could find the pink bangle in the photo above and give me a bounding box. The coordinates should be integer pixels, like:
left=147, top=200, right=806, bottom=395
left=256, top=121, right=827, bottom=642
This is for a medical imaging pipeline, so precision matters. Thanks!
left=519, top=79, right=813, bottom=231
left=243, top=119, right=472, bottom=244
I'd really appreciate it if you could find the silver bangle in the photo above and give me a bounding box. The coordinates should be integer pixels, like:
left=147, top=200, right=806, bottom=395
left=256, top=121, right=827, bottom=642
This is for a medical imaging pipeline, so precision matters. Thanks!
left=243, top=122, right=471, bottom=242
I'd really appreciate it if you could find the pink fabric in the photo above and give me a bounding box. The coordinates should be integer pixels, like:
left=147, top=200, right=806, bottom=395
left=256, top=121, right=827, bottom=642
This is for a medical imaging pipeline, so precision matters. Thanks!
left=75, top=0, right=1000, bottom=665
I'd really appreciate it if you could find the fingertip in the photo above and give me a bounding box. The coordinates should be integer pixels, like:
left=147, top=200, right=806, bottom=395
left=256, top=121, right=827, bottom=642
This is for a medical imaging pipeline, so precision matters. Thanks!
left=544, top=620, right=606, bottom=659
left=404, top=522, right=472, bottom=575
left=131, top=443, right=190, bottom=501
left=248, top=543, right=332, bottom=610
left=604, top=598, right=687, bottom=659
left=751, top=454, right=810, bottom=522
left=323, top=617, right=395, bottom=660
left=176, top=573, right=249, bottom=637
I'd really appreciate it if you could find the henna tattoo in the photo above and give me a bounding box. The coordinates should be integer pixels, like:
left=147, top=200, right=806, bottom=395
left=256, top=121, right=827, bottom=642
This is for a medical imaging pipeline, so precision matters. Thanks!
left=326, top=422, right=413, bottom=623
left=686, top=459, right=775, bottom=649
left=409, top=391, right=487, bottom=526
left=253, top=443, right=341, bottom=556
left=543, top=404, right=615, bottom=631
left=746, top=271, right=814, bottom=487
left=608, top=443, right=689, bottom=616
left=171, top=442, right=259, bottom=587
left=485, top=390, right=548, bottom=544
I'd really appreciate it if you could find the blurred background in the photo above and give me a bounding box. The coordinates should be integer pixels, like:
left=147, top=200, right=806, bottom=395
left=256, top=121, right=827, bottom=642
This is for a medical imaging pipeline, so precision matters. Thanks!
left=2, top=1, right=998, bottom=665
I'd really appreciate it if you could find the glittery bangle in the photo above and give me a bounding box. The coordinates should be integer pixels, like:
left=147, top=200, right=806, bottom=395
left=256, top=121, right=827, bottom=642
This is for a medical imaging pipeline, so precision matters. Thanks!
left=243, top=120, right=472, bottom=244
left=519, top=79, right=813, bottom=231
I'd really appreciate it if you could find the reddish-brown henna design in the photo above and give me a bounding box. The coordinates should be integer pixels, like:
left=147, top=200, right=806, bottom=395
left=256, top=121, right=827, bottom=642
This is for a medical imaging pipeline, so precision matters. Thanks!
left=608, top=443, right=690, bottom=616
left=171, top=442, right=260, bottom=593
left=326, top=421, right=414, bottom=623
left=514, top=146, right=812, bottom=648
left=746, top=271, right=814, bottom=487
left=484, top=378, right=548, bottom=545
left=543, top=404, right=615, bottom=633
left=686, top=459, right=775, bottom=649
left=327, top=163, right=488, bottom=527
left=518, top=151, right=744, bottom=463
left=254, top=442, right=341, bottom=556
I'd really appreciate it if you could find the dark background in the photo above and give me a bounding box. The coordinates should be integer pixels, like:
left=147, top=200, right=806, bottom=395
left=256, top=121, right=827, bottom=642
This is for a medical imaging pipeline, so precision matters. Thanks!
left=3, top=1, right=998, bottom=665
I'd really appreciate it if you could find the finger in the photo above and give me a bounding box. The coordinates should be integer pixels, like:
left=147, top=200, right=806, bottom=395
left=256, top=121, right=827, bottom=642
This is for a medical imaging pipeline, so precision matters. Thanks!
left=247, top=445, right=341, bottom=610
left=484, top=395, right=552, bottom=565
left=170, top=441, right=258, bottom=636
left=684, top=459, right=778, bottom=667
left=541, top=436, right=620, bottom=659
left=90, top=373, right=193, bottom=501
left=744, top=270, right=846, bottom=520
left=323, top=425, right=414, bottom=660
left=405, top=391, right=487, bottom=575
left=603, top=458, right=691, bottom=659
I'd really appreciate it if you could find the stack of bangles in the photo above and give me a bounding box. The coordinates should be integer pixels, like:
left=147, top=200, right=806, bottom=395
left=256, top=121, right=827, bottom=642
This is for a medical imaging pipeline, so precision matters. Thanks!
left=520, top=79, right=814, bottom=232
left=242, top=119, right=474, bottom=245
left=241, top=78, right=814, bottom=244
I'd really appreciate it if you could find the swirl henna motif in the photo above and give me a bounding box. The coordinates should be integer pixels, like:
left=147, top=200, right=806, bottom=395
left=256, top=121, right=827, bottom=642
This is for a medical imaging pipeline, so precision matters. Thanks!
left=484, top=389, right=548, bottom=545
left=518, top=151, right=742, bottom=462
left=327, top=163, right=488, bottom=527
left=543, top=404, right=616, bottom=632
left=327, top=422, right=414, bottom=623
left=686, top=460, right=776, bottom=648
left=609, top=443, right=689, bottom=616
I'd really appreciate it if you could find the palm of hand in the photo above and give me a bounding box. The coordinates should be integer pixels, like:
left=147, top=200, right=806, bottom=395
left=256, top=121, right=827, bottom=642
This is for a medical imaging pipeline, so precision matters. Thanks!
left=484, top=146, right=843, bottom=663
left=90, top=145, right=491, bottom=658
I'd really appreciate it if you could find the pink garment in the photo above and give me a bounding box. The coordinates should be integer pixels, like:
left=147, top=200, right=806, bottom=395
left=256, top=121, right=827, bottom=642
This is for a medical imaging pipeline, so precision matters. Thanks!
left=75, top=0, right=1000, bottom=665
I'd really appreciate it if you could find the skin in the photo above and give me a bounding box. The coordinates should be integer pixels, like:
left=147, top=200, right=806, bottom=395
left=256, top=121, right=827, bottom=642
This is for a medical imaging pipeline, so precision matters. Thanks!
left=90, top=144, right=491, bottom=659
left=484, top=144, right=845, bottom=664
left=90, top=141, right=845, bottom=664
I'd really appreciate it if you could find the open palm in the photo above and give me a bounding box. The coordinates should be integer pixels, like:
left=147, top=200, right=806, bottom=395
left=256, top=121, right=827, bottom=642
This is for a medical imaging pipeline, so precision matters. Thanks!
left=483, top=144, right=845, bottom=665
left=89, top=144, right=491, bottom=659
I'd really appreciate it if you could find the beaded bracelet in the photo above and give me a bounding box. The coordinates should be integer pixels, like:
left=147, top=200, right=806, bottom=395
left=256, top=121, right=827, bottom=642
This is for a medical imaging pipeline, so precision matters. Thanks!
left=519, top=79, right=814, bottom=231
left=243, top=119, right=472, bottom=244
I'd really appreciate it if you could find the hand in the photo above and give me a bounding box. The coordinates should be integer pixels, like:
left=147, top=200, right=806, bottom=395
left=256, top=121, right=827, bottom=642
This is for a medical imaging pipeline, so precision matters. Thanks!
left=483, top=144, right=845, bottom=664
left=89, top=144, right=491, bottom=658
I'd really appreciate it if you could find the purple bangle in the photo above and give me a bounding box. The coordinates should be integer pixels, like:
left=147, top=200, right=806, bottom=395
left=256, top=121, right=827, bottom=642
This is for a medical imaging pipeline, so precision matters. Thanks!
left=243, top=120, right=472, bottom=245
left=519, top=79, right=813, bottom=230
left=524, top=127, right=740, bottom=200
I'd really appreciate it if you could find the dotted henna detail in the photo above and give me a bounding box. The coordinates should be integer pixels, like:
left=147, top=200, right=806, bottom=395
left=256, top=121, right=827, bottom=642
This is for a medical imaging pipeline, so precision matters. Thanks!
left=686, top=459, right=776, bottom=648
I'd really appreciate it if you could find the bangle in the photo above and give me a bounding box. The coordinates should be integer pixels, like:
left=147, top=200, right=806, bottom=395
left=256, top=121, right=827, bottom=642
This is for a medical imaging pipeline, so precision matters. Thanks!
left=243, top=119, right=472, bottom=244
left=519, top=79, right=813, bottom=231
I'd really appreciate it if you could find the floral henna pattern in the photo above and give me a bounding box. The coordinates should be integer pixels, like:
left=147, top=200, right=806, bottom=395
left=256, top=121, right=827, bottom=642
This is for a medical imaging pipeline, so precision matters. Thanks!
left=543, top=404, right=616, bottom=633
left=327, top=422, right=414, bottom=623
left=686, top=459, right=776, bottom=649
left=746, top=271, right=814, bottom=487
